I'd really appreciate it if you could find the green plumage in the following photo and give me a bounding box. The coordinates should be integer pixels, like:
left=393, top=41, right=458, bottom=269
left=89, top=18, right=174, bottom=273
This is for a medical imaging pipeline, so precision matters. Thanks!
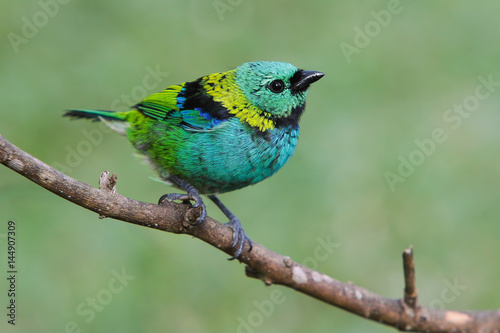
left=64, top=61, right=324, bottom=258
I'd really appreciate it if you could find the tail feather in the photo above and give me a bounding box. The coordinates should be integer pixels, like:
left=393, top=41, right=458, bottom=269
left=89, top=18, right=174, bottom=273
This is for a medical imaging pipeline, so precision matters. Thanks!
left=64, top=109, right=127, bottom=122
left=64, top=109, right=129, bottom=135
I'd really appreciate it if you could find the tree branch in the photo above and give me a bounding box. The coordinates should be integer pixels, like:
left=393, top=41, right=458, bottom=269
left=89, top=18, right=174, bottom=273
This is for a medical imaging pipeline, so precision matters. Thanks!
left=403, top=246, right=418, bottom=309
left=1, top=133, right=499, bottom=332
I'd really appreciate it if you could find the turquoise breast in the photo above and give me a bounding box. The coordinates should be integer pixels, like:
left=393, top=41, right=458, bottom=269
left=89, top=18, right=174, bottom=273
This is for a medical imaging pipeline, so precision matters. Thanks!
left=167, top=118, right=299, bottom=194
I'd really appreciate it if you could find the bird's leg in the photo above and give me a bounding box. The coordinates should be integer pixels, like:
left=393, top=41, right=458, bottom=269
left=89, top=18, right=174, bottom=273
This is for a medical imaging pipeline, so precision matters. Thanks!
left=158, top=175, right=207, bottom=225
left=207, top=194, right=253, bottom=260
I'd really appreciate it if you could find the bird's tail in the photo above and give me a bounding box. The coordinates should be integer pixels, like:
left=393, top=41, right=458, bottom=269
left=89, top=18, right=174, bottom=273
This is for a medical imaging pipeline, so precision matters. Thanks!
left=64, top=109, right=128, bottom=122
left=64, top=109, right=129, bottom=135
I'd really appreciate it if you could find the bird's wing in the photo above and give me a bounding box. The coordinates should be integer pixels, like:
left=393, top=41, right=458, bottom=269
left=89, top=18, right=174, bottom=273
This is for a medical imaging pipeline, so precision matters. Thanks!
left=135, top=81, right=231, bottom=132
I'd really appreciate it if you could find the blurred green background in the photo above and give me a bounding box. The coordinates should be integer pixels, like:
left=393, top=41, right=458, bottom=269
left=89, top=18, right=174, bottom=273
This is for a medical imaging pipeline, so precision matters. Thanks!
left=1, top=1, right=500, bottom=332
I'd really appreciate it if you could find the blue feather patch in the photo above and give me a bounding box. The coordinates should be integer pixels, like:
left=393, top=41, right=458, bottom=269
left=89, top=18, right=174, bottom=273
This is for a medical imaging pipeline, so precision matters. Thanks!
left=179, top=109, right=227, bottom=131
left=176, top=96, right=187, bottom=109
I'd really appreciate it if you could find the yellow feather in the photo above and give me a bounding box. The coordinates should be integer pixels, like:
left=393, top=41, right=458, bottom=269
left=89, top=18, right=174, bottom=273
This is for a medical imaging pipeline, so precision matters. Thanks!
left=203, top=71, right=275, bottom=131
left=141, top=84, right=184, bottom=110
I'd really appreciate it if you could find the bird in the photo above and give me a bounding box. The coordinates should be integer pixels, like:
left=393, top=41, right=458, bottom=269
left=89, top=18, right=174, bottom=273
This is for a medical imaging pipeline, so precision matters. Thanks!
left=64, top=61, right=324, bottom=259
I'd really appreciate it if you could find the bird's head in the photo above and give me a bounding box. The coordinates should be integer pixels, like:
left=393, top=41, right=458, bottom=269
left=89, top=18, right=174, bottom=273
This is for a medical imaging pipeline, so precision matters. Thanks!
left=235, top=61, right=324, bottom=120
left=202, top=61, right=324, bottom=131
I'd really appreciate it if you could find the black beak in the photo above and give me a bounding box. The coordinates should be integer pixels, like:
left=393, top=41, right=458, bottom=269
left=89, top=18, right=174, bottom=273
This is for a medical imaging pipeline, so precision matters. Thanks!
left=291, top=70, right=325, bottom=93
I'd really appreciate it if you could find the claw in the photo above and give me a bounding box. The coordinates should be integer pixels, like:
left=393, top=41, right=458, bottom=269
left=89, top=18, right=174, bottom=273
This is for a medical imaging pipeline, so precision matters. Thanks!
left=158, top=191, right=207, bottom=225
left=158, top=193, right=190, bottom=204
left=226, top=218, right=253, bottom=260
left=192, top=200, right=207, bottom=225
left=158, top=194, right=168, bottom=205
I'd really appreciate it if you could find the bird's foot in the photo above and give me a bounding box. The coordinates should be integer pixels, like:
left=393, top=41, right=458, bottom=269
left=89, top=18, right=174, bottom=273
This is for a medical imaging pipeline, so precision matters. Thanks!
left=158, top=192, right=207, bottom=225
left=226, top=217, right=253, bottom=260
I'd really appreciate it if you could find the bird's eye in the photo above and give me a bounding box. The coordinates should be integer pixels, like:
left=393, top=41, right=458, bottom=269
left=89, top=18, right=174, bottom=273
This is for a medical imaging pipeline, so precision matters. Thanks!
left=268, top=79, right=285, bottom=93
